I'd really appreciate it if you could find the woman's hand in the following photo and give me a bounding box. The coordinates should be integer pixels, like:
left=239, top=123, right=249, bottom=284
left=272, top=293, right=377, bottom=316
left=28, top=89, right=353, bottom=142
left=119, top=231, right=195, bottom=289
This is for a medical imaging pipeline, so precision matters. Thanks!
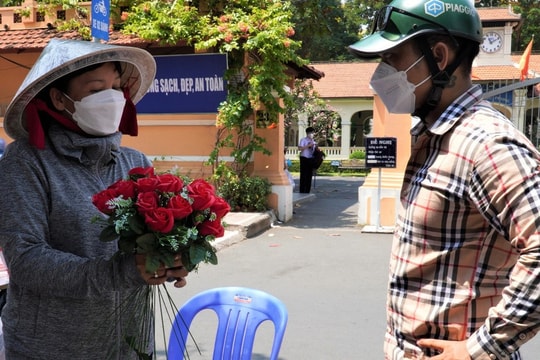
left=135, top=254, right=189, bottom=288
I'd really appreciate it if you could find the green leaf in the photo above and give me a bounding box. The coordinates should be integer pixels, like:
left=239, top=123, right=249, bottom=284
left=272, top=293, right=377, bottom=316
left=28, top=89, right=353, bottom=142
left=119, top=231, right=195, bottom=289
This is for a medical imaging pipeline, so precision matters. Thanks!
left=159, top=251, right=176, bottom=268
left=128, top=214, right=146, bottom=234
left=136, top=233, right=157, bottom=253
left=180, top=253, right=191, bottom=271
left=99, top=225, right=119, bottom=242
left=207, top=250, right=218, bottom=265
left=145, top=254, right=161, bottom=274
left=189, top=243, right=208, bottom=265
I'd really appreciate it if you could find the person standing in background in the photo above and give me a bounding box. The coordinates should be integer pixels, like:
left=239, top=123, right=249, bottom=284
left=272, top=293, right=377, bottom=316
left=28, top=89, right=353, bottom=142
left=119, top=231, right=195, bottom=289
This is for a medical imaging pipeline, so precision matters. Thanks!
left=298, top=127, right=316, bottom=193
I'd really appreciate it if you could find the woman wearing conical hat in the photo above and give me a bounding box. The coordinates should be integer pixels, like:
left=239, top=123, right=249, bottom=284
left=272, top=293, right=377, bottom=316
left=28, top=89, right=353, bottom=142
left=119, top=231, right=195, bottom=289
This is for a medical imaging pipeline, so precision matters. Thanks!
left=0, top=39, right=188, bottom=359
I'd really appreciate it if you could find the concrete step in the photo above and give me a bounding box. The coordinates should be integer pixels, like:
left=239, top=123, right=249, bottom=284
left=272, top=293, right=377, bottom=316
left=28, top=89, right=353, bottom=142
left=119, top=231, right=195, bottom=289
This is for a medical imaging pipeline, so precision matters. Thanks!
left=213, top=211, right=276, bottom=251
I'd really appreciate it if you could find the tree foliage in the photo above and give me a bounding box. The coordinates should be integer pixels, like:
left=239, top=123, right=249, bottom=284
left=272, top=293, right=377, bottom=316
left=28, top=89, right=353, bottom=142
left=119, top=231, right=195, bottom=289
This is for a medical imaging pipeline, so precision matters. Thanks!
left=285, top=79, right=341, bottom=146
left=290, top=0, right=358, bottom=61
left=121, top=1, right=307, bottom=179
left=342, top=0, right=386, bottom=38
left=509, top=0, right=540, bottom=51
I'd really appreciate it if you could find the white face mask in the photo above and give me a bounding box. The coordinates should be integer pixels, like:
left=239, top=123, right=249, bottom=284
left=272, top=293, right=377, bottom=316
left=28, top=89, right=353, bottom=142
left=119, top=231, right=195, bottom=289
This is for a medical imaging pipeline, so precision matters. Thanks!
left=64, top=89, right=126, bottom=136
left=369, top=56, right=431, bottom=114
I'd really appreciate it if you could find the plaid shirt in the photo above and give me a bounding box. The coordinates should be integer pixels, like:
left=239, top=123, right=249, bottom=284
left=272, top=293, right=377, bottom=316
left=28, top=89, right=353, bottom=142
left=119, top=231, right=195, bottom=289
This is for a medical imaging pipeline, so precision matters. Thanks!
left=385, top=85, right=540, bottom=360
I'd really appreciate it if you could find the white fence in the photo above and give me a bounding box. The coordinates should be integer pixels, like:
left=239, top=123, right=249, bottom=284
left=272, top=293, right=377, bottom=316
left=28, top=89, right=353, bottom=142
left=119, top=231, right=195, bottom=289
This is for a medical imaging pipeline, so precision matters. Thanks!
left=285, top=146, right=365, bottom=160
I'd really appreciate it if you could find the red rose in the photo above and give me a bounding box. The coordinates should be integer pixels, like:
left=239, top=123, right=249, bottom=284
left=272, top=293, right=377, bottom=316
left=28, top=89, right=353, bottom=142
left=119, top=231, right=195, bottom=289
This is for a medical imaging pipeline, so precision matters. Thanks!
left=128, top=166, right=154, bottom=179
left=108, top=179, right=136, bottom=200
left=156, top=174, right=184, bottom=193
left=188, top=179, right=216, bottom=211
left=198, top=219, right=225, bottom=238
left=167, top=195, right=192, bottom=220
left=136, top=176, right=160, bottom=192
left=144, top=207, right=175, bottom=233
left=210, top=197, right=231, bottom=219
left=136, top=192, right=159, bottom=215
left=92, top=189, right=118, bottom=214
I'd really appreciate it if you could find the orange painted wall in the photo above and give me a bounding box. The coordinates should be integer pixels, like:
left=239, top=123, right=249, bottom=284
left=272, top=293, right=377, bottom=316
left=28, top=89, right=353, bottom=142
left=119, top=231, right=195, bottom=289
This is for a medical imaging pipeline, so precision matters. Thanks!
left=121, top=116, right=220, bottom=156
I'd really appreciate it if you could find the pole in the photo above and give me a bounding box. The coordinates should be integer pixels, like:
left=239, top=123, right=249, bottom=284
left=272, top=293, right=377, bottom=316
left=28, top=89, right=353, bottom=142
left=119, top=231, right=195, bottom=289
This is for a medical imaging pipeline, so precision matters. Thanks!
left=376, top=168, right=382, bottom=229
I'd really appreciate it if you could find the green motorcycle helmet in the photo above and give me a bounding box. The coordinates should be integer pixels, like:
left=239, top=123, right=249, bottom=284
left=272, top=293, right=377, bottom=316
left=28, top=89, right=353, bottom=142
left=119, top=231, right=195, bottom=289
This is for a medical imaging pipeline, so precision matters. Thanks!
left=349, top=0, right=483, bottom=58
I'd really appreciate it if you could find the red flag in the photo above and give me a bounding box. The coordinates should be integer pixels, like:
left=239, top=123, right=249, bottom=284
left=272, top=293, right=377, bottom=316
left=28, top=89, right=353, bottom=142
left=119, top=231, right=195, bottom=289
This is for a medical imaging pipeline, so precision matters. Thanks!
left=519, top=38, right=533, bottom=81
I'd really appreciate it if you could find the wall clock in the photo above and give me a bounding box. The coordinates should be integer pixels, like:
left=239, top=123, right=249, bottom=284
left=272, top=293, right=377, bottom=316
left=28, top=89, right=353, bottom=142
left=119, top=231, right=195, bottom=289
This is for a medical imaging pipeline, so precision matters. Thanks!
left=481, top=31, right=503, bottom=53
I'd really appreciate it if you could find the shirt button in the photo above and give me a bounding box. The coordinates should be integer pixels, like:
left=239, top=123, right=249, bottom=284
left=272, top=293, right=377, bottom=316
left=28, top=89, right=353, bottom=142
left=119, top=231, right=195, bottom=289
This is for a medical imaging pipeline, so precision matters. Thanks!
left=519, top=333, right=527, bottom=340
left=489, top=354, right=497, bottom=360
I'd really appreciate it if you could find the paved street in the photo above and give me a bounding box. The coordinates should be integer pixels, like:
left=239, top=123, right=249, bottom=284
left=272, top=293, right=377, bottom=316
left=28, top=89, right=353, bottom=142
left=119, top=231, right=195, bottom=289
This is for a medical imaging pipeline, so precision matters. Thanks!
left=156, top=176, right=540, bottom=359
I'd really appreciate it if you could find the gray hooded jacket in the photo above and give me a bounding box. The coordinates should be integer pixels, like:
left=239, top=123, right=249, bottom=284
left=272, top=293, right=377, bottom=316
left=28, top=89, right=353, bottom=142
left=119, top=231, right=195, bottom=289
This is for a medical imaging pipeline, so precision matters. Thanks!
left=0, top=124, right=153, bottom=359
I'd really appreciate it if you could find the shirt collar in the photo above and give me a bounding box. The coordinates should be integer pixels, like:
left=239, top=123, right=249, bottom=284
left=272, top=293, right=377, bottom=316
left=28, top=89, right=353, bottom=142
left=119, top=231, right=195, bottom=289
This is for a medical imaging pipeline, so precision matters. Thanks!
left=411, top=84, right=483, bottom=137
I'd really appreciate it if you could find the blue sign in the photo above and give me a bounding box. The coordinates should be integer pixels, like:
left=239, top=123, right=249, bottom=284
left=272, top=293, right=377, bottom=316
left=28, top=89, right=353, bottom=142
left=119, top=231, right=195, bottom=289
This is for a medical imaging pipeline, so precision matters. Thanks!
left=91, top=0, right=110, bottom=41
left=137, top=54, right=228, bottom=114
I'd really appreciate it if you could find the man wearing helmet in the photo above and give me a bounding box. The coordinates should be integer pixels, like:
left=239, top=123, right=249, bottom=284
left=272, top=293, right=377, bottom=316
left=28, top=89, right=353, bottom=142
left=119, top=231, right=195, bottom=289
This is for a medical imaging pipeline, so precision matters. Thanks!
left=350, top=0, right=540, bottom=359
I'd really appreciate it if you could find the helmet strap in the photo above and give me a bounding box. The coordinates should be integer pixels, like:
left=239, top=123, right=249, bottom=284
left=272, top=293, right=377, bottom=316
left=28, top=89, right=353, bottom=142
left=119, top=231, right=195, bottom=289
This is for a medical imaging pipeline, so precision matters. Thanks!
left=413, top=39, right=466, bottom=121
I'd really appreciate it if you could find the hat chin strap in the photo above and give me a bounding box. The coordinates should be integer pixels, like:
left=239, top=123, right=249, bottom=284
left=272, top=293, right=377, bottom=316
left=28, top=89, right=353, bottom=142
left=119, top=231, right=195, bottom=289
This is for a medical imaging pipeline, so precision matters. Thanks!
left=413, top=39, right=466, bottom=121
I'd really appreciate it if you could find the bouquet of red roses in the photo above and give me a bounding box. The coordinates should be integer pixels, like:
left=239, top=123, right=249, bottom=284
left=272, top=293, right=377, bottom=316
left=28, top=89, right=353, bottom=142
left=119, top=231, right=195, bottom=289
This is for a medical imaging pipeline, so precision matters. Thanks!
left=92, top=166, right=230, bottom=273
left=92, top=166, right=230, bottom=358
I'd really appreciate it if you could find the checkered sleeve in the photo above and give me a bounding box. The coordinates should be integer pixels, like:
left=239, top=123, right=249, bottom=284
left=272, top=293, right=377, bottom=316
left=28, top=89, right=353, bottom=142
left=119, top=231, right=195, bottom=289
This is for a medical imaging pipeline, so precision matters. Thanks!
left=466, top=119, right=540, bottom=359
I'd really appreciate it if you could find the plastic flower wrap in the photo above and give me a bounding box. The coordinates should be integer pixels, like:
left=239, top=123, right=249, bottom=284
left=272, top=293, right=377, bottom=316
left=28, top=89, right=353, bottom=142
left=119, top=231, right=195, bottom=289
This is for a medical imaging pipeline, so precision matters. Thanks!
left=92, top=166, right=230, bottom=273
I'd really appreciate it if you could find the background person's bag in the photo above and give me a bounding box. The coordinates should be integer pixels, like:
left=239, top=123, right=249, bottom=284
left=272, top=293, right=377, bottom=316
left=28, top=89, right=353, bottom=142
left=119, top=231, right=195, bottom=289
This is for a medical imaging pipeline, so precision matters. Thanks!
left=312, top=147, right=325, bottom=169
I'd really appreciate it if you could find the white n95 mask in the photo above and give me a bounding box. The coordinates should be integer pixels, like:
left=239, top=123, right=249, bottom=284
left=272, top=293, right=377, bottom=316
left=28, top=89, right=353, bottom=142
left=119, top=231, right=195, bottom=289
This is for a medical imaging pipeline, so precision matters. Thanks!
left=369, top=56, right=431, bottom=114
left=64, top=89, right=126, bottom=136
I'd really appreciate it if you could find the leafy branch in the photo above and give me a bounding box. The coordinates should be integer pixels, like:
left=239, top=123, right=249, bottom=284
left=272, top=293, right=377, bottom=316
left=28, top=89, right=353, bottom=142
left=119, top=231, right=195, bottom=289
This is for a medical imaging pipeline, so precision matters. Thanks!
left=120, top=1, right=306, bottom=178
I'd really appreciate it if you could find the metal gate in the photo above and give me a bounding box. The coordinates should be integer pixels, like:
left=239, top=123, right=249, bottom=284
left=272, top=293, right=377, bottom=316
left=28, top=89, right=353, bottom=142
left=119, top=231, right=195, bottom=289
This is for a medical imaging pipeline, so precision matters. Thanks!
left=482, top=77, right=540, bottom=149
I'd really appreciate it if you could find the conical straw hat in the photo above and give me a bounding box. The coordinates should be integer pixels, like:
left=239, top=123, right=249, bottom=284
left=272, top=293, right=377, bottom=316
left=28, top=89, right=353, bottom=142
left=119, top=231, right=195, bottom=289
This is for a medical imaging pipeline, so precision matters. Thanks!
left=3, top=38, right=156, bottom=140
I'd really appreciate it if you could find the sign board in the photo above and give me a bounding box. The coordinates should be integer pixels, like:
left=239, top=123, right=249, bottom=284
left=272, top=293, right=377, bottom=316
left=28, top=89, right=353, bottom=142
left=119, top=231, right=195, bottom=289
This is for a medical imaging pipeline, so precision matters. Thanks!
left=365, top=137, right=397, bottom=168
left=91, top=0, right=110, bottom=41
left=136, top=54, right=228, bottom=114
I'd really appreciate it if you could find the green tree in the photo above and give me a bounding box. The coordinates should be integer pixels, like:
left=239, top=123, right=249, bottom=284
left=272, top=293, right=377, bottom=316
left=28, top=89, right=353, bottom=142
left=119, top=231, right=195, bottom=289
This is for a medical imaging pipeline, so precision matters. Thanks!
left=121, top=1, right=307, bottom=180
left=342, top=0, right=386, bottom=38
left=510, top=1, right=540, bottom=51
left=290, top=0, right=358, bottom=61
left=285, top=79, right=341, bottom=146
